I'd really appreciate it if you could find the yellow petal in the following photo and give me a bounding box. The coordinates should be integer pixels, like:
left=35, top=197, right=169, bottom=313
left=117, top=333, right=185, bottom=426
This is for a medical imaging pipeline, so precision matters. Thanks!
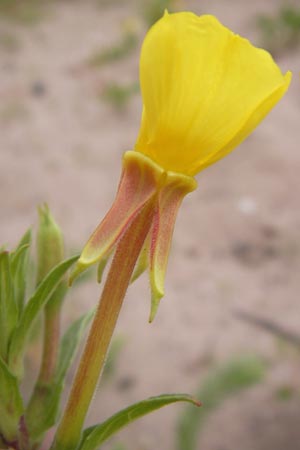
left=135, top=12, right=291, bottom=176
left=199, top=74, right=291, bottom=170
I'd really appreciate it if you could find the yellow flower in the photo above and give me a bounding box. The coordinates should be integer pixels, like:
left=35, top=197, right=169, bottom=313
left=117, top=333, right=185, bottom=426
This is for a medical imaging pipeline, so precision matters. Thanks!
left=135, top=12, right=291, bottom=176
left=71, top=12, right=291, bottom=321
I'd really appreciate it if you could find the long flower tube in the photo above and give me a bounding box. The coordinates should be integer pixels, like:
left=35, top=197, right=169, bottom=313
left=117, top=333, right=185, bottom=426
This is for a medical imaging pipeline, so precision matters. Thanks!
left=52, top=11, right=291, bottom=450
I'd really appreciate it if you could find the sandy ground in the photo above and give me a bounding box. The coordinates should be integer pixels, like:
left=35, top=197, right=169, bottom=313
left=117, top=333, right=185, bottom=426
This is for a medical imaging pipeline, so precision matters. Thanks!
left=1, top=0, right=300, bottom=449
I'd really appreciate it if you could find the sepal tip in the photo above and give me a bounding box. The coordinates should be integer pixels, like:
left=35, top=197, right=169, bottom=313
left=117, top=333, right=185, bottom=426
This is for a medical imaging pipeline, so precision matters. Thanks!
left=149, top=289, right=164, bottom=323
left=97, top=255, right=111, bottom=284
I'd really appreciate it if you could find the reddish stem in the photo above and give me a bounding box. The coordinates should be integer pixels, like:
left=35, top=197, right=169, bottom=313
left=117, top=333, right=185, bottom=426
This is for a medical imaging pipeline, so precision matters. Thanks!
left=51, top=200, right=155, bottom=450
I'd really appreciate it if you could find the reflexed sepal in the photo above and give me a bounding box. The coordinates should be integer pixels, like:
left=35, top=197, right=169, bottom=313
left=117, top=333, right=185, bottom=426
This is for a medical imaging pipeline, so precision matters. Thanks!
left=130, top=233, right=150, bottom=283
left=97, top=252, right=112, bottom=284
left=149, top=171, right=197, bottom=322
left=71, top=149, right=196, bottom=323
left=70, top=151, right=165, bottom=284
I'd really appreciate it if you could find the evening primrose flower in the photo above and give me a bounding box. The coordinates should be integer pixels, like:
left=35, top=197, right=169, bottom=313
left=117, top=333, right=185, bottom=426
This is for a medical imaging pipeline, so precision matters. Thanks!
left=71, top=12, right=291, bottom=321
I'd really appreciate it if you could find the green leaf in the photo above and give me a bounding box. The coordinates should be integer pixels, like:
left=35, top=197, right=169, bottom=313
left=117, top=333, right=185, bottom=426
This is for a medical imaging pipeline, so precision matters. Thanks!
left=79, top=394, right=200, bottom=450
left=25, top=308, right=94, bottom=441
left=14, top=228, right=32, bottom=251
left=56, top=308, right=95, bottom=384
left=16, top=228, right=32, bottom=250
left=8, top=254, right=79, bottom=378
left=176, top=356, right=265, bottom=450
left=10, top=229, right=32, bottom=309
left=102, top=335, right=125, bottom=381
left=0, top=251, right=18, bottom=360
left=10, top=229, right=32, bottom=315
left=0, top=356, right=24, bottom=443
left=10, top=244, right=30, bottom=276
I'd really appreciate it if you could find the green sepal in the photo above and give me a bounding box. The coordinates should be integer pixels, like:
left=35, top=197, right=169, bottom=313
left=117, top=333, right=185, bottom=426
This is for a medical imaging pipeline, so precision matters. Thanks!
left=79, top=394, right=200, bottom=450
left=8, top=255, right=79, bottom=379
left=0, top=356, right=24, bottom=443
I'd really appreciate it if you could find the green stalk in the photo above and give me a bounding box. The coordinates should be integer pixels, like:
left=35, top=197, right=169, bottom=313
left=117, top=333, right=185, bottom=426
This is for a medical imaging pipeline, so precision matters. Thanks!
left=36, top=204, right=65, bottom=384
left=25, top=286, right=66, bottom=425
left=51, top=200, right=155, bottom=450
left=25, top=205, right=65, bottom=441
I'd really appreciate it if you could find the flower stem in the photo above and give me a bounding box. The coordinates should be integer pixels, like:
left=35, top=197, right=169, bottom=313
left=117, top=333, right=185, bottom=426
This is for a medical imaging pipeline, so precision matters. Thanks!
left=39, top=302, right=62, bottom=383
left=51, top=200, right=155, bottom=450
left=25, top=285, right=66, bottom=441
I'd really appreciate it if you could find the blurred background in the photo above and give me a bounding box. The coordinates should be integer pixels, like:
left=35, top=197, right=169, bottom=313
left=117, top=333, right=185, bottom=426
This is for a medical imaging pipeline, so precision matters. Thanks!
left=1, top=0, right=300, bottom=449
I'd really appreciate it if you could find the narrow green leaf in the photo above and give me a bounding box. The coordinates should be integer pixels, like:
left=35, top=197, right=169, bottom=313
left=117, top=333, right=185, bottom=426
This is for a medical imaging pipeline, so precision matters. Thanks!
left=10, top=243, right=30, bottom=273
left=26, top=381, right=64, bottom=443
left=102, top=335, right=125, bottom=381
left=10, top=230, right=33, bottom=303
left=15, top=228, right=32, bottom=250
left=56, top=308, right=95, bottom=384
left=10, top=242, right=31, bottom=315
left=0, top=251, right=17, bottom=360
left=8, top=255, right=79, bottom=378
left=0, top=356, right=24, bottom=443
left=25, top=308, right=94, bottom=441
left=177, top=356, right=265, bottom=450
left=25, top=382, right=63, bottom=444
left=79, top=394, right=200, bottom=450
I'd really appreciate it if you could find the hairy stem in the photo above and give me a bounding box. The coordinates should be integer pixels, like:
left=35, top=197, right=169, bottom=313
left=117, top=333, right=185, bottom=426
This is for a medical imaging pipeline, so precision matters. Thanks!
left=51, top=201, right=155, bottom=450
left=39, top=301, right=62, bottom=384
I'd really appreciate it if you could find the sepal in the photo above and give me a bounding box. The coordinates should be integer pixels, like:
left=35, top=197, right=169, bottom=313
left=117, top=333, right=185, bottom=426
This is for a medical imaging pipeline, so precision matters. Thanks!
left=97, top=252, right=112, bottom=284
left=70, top=151, right=164, bottom=284
left=130, top=233, right=150, bottom=283
left=149, top=172, right=197, bottom=322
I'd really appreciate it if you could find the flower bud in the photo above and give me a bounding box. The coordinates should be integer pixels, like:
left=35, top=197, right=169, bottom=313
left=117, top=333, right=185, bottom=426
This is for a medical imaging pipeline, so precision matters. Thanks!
left=36, top=204, right=64, bottom=285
